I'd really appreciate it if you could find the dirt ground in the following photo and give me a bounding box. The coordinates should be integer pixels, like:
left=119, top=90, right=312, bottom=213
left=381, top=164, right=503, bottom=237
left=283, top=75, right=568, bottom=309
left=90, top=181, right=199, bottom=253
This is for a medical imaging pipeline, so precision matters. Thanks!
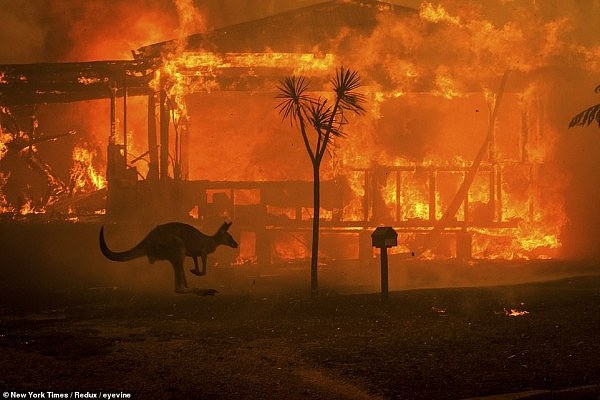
left=1, top=223, right=600, bottom=399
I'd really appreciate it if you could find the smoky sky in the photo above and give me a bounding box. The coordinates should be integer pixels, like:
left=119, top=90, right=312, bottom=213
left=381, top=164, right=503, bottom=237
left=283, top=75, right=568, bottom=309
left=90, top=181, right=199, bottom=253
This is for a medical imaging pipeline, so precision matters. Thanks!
left=0, top=0, right=427, bottom=63
left=0, top=0, right=598, bottom=64
left=0, top=0, right=326, bottom=63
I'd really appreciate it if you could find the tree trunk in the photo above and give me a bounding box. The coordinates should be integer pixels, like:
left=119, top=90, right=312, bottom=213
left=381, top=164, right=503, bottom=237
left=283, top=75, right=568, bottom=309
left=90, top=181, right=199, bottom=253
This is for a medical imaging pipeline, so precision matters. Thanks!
left=311, top=162, right=320, bottom=299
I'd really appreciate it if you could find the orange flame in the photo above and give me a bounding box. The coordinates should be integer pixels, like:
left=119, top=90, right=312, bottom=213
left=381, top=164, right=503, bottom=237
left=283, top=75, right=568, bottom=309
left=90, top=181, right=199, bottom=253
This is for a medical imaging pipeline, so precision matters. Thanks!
left=69, top=145, right=106, bottom=194
left=419, top=2, right=461, bottom=25
left=0, top=132, right=11, bottom=160
left=152, top=52, right=334, bottom=123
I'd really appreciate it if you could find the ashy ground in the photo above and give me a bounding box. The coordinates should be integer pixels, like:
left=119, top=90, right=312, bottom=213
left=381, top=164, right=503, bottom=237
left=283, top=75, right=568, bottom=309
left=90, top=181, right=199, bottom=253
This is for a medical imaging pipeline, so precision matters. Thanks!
left=0, top=222, right=599, bottom=399
left=0, top=263, right=599, bottom=399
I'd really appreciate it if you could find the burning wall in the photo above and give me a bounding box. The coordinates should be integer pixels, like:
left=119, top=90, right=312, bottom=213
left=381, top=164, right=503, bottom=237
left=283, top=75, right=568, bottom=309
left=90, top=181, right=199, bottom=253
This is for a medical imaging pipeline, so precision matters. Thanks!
left=1, top=0, right=599, bottom=260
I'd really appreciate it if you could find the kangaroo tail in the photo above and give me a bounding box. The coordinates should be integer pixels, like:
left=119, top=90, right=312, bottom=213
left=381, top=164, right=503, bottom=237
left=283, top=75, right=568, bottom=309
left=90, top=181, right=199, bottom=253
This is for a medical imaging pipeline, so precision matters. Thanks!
left=99, top=226, right=146, bottom=262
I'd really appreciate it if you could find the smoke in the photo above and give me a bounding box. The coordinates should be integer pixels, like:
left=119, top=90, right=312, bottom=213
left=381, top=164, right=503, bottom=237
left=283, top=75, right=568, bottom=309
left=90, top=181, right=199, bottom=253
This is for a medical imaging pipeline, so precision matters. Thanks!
left=0, top=0, right=179, bottom=63
left=0, top=0, right=328, bottom=63
left=0, top=0, right=47, bottom=63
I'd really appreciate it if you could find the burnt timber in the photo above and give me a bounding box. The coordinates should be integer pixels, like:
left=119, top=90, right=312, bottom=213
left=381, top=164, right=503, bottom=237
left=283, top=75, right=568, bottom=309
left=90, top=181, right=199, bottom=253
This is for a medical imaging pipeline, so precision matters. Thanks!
left=0, top=61, right=152, bottom=106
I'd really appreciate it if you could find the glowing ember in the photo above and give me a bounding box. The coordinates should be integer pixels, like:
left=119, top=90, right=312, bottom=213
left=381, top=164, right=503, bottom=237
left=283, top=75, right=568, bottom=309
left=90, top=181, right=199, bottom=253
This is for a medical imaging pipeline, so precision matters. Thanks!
left=0, top=132, right=11, bottom=160
left=0, top=173, right=11, bottom=213
left=505, top=308, right=530, bottom=317
left=432, top=306, right=447, bottom=315
left=188, top=205, right=199, bottom=219
left=77, top=76, right=105, bottom=85
left=18, top=198, right=38, bottom=215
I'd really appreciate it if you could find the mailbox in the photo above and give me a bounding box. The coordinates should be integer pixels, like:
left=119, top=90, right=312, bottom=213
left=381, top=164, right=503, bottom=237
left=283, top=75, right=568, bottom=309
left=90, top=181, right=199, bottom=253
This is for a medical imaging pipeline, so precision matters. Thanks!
left=371, top=226, right=397, bottom=302
left=371, top=227, right=398, bottom=248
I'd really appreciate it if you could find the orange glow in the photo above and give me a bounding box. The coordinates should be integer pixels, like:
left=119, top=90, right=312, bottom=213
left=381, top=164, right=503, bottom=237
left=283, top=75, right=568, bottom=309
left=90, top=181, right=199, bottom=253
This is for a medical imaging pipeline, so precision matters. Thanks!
left=64, top=3, right=178, bottom=62
left=232, top=231, right=257, bottom=265
left=70, top=145, right=106, bottom=194
left=77, top=76, right=105, bottom=85
left=273, top=232, right=310, bottom=262
left=18, top=197, right=41, bottom=215
left=433, top=72, right=463, bottom=100
left=173, top=0, right=206, bottom=37
left=151, top=51, right=335, bottom=126
left=505, top=308, right=529, bottom=317
left=0, top=172, right=11, bottom=213
left=0, top=132, right=11, bottom=159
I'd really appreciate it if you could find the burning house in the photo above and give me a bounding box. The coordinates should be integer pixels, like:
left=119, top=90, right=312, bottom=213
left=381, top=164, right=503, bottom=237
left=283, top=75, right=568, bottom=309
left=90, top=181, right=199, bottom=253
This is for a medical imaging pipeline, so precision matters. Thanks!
left=0, top=0, right=598, bottom=264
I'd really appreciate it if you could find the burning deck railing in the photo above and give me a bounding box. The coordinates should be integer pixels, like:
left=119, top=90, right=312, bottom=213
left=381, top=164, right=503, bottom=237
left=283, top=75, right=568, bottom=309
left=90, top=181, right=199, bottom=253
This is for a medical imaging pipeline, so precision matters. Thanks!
left=175, top=157, right=560, bottom=264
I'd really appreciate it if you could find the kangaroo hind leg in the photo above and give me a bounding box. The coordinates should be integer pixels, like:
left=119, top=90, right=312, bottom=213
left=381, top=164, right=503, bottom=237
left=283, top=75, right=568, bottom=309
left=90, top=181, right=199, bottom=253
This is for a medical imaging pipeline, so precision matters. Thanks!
left=190, top=254, right=208, bottom=277
left=168, top=243, right=188, bottom=294
left=172, top=249, right=217, bottom=296
left=190, top=256, right=202, bottom=276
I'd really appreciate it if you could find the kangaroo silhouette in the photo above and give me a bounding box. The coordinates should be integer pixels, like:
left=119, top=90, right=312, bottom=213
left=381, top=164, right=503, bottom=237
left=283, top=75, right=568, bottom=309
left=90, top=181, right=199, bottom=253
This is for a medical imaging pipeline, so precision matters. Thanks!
left=99, top=222, right=238, bottom=295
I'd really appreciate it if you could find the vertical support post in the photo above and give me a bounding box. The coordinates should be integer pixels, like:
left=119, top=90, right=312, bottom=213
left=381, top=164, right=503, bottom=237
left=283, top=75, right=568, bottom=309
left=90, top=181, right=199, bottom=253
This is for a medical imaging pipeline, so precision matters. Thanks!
left=106, top=85, right=118, bottom=218
left=255, top=198, right=270, bottom=266
left=395, top=170, right=401, bottom=223
left=496, top=165, right=503, bottom=222
left=528, top=165, right=536, bottom=222
left=520, top=108, right=528, bottom=162
left=363, top=170, right=370, bottom=223
left=463, top=171, right=469, bottom=224
left=147, top=93, right=159, bottom=180
left=109, top=86, right=117, bottom=144
left=174, top=122, right=181, bottom=181
left=122, top=68, right=128, bottom=165
left=358, top=230, right=372, bottom=264
left=159, top=90, right=170, bottom=180
left=457, top=232, right=472, bottom=261
left=489, top=168, right=496, bottom=222
left=380, top=247, right=389, bottom=302
left=429, top=168, right=436, bottom=223
left=180, top=119, right=189, bottom=180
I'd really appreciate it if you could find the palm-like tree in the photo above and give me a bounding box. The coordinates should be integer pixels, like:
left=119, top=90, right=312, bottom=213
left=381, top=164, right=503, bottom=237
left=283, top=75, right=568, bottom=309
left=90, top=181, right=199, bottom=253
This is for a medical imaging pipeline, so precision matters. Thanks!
left=276, top=67, right=365, bottom=299
left=569, top=84, right=600, bottom=128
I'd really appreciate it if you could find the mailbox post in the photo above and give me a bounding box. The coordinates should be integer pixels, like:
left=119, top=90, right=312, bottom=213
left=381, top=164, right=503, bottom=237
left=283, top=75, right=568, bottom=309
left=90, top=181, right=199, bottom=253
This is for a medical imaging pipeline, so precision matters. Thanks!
left=371, top=227, right=398, bottom=301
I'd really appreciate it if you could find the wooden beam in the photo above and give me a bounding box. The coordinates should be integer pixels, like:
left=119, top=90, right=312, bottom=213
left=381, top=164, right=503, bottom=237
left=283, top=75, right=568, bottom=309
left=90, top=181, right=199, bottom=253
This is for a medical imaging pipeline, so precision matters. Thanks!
left=159, top=90, right=170, bottom=180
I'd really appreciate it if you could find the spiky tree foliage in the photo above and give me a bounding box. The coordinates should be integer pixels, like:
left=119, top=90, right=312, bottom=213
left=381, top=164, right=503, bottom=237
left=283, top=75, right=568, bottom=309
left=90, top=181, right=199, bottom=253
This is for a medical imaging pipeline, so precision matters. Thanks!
left=276, top=67, right=365, bottom=299
left=569, top=84, right=600, bottom=128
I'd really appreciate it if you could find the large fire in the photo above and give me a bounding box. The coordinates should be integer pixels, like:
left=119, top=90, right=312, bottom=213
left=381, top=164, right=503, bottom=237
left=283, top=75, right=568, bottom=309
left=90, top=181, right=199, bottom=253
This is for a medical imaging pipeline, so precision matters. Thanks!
left=1, top=0, right=599, bottom=262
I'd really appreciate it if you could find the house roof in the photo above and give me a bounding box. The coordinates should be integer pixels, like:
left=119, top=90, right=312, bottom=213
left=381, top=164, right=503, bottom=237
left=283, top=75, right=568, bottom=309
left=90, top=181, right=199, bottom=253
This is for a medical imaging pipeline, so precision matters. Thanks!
left=135, top=0, right=416, bottom=60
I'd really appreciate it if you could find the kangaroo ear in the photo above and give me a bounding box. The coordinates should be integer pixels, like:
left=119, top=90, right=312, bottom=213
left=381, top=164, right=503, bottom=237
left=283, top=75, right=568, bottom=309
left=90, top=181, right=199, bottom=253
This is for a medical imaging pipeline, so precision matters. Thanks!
left=221, top=221, right=232, bottom=231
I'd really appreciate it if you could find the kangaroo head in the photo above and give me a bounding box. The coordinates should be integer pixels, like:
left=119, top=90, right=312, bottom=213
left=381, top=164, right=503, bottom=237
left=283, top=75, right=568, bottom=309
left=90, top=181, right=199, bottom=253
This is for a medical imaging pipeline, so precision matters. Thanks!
left=216, top=222, right=238, bottom=248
